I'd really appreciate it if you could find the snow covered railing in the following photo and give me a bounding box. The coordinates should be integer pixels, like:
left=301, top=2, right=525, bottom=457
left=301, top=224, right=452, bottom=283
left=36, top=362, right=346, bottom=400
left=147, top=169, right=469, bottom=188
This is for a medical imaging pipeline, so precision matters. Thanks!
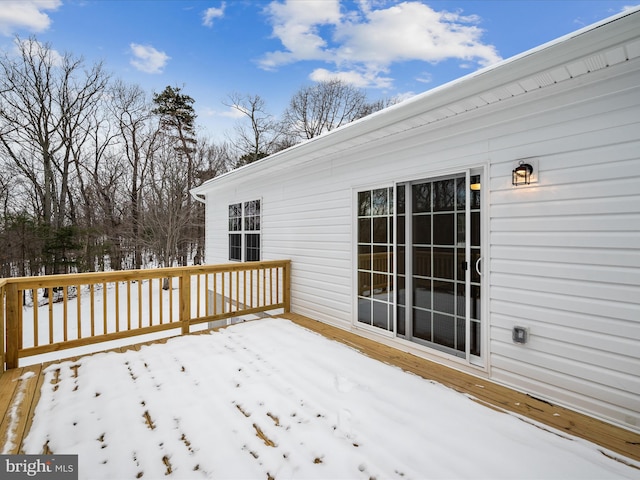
left=0, top=260, right=291, bottom=370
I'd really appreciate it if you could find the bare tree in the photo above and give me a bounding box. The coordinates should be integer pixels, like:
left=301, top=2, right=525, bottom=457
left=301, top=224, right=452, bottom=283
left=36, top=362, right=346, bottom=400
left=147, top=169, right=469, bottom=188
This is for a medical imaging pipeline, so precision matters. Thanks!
left=360, top=96, right=401, bottom=116
left=224, top=93, right=282, bottom=167
left=141, top=139, right=192, bottom=275
left=108, top=80, right=156, bottom=269
left=0, top=37, right=109, bottom=274
left=77, top=116, right=134, bottom=271
left=283, top=79, right=370, bottom=141
left=189, top=137, right=233, bottom=263
left=193, top=137, right=232, bottom=183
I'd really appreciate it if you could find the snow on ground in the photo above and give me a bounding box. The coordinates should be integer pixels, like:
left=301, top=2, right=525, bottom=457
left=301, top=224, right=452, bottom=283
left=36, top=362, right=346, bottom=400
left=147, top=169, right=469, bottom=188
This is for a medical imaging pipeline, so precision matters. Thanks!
left=22, top=318, right=639, bottom=479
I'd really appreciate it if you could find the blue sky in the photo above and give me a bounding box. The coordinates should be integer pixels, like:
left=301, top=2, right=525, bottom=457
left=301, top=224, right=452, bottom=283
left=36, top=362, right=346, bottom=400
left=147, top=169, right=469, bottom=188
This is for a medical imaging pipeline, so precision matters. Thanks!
left=0, top=0, right=637, bottom=140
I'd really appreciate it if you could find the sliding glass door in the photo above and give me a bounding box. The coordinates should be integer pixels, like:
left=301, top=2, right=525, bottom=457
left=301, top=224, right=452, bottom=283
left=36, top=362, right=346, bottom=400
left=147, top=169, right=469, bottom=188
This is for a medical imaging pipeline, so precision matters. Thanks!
left=356, top=171, right=482, bottom=363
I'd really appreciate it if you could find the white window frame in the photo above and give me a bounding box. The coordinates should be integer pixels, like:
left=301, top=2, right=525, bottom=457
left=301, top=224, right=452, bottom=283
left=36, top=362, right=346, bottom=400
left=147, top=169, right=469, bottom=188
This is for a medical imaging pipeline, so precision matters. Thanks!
left=228, top=199, right=261, bottom=262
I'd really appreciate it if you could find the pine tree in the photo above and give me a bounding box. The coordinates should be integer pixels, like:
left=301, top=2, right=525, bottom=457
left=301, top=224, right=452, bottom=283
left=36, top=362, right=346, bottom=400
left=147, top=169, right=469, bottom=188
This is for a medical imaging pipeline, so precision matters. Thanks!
left=150, top=86, right=199, bottom=270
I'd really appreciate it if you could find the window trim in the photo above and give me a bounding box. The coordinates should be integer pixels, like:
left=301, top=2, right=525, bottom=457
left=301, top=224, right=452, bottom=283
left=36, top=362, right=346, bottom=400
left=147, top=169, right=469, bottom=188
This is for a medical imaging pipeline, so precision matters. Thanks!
left=228, top=199, right=261, bottom=262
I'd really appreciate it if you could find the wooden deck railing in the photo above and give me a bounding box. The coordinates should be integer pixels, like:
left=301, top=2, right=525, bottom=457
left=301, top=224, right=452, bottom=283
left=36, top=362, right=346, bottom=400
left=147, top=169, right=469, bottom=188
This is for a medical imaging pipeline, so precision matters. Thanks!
left=0, top=260, right=291, bottom=371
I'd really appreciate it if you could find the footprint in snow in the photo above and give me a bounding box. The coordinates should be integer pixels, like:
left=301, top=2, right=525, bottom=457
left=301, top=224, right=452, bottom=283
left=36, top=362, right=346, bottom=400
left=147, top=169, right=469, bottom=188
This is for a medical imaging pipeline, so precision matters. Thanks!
left=334, top=374, right=355, bottom=393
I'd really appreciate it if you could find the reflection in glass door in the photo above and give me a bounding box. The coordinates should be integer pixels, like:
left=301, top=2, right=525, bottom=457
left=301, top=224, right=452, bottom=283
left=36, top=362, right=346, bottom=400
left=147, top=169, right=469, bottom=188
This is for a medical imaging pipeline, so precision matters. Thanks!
left=357, top=187, right=394, bottom=331
left=396, top=172, right=482, bottom=361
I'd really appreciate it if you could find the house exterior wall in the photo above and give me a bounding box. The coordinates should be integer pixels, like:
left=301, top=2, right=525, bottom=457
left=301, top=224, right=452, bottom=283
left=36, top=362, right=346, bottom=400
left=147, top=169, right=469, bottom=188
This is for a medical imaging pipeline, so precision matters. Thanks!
left=198, top=14, right=640, bottom=432
left=486, top=61, right=640, bottom=430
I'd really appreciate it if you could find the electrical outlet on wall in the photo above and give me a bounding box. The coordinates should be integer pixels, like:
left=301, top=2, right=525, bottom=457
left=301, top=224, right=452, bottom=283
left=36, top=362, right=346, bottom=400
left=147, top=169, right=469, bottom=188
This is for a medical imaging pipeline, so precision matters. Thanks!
left=512, top=326, right=529, bottom=344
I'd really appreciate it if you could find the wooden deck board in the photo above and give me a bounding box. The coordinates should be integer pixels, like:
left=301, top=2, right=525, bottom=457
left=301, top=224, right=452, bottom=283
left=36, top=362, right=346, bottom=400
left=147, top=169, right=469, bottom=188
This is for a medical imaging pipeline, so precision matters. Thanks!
left=1, top=313, right=638, bottom=465
left=0, top=367, right=24, bottom=453
left=280, top=313, right=640, bottom=463
left=0, top=364, right=44, bottom=454
left=20, top=364, right=47, bottom=455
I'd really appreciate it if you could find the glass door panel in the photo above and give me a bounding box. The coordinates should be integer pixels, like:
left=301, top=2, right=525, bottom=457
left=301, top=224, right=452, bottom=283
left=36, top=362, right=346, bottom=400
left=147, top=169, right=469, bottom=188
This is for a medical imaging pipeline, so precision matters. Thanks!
left=357, top=187, right=394, bottom=332
left=396, top=171, right=482, bottom=362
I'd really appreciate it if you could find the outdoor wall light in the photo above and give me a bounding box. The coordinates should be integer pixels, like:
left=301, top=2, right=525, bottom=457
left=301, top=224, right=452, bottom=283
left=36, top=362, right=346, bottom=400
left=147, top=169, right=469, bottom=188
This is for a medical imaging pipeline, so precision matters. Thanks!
left=512, top=161, right=534, bottom=186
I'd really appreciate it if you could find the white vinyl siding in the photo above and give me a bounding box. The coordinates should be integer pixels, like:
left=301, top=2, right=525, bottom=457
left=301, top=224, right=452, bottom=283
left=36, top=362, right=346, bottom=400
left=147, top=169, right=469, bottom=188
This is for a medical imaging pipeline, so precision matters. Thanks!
left=206, top=165, right=354, bottom=326
left=487, top=65, right=640, bottom=428
left=196, top=13, right=640, bottom=432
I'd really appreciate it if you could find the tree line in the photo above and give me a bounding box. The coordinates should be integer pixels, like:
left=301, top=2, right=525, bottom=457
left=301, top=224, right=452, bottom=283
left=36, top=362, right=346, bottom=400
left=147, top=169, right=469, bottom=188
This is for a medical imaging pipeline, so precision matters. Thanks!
left=0, top=37, right=394, bottom=278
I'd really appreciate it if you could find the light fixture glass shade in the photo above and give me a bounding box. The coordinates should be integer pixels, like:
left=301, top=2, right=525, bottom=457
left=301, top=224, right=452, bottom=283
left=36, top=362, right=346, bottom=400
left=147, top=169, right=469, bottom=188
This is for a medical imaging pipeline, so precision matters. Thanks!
left=512, top=162, right=533, bottom=186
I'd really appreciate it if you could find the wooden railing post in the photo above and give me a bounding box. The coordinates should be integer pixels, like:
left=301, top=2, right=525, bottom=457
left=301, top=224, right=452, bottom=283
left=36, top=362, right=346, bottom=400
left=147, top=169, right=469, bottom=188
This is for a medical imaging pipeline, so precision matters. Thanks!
left=5, top=283, right=20, bottom=369
left=0, top=285, right=5, bottom=372
left=283, top=261, right=291, bottom=313
left=179, top=273, right=191, bottom=335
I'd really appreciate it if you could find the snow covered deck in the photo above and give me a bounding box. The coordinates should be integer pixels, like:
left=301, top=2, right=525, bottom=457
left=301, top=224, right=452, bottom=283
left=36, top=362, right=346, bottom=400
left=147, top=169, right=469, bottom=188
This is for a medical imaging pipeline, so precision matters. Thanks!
left=1, top=313, right=638, bottom=478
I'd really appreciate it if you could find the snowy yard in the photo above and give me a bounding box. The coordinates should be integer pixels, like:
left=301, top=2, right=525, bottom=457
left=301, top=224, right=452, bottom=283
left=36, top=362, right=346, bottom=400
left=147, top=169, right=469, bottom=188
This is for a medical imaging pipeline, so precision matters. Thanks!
left=21, top=318, right=639, bottom=479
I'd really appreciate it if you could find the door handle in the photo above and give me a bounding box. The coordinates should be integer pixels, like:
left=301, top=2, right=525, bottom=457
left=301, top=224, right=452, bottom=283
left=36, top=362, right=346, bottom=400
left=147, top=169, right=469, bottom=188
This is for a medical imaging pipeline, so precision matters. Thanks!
left=475, top=257, right=482, bottom=276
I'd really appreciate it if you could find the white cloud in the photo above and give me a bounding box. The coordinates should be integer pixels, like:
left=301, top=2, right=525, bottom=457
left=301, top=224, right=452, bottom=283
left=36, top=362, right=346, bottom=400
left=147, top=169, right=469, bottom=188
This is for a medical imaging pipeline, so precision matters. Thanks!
left=335, top=3, right=501, bottom=67
left=0, top=0, right=61, bottom=36
left=129, top=43, right=170, bottom=74
left=220, top=106, right=247, bottom=119
left=415, top=72, right=433, bottom=84
left=259, top=0, right=341, bottom=69
left=392, top=90, right=418, bottom=103
left=196, top=105, right=244, bottom=120
left=259, top=0, right=502, bottom=88
left=310, top=67, right=393, bottom=89
left=203, top=3, right=226, bottom=27
left=199, top=106, right=217, bottom=117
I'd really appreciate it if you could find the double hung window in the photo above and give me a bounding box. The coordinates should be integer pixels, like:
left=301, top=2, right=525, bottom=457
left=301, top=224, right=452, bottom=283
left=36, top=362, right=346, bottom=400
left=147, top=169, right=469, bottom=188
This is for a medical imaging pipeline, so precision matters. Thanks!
left=228, top=200, right=261, bottom=261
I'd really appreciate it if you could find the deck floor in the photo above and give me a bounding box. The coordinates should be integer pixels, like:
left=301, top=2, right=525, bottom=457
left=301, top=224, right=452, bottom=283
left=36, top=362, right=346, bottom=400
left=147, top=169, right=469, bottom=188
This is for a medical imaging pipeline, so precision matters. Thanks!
left=1, top=312, right=639, bottom=465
